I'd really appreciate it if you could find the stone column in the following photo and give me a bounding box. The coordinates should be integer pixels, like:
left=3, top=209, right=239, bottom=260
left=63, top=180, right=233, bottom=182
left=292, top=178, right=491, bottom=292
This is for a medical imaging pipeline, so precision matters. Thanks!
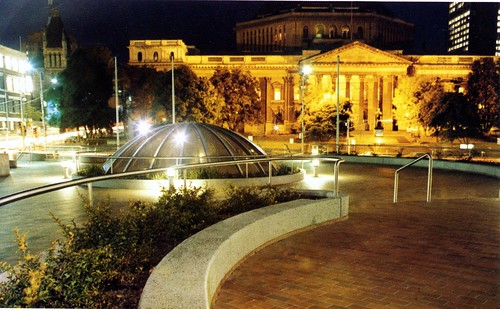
left=366, top=76, right=377, bottom=130
left=345, top=75, right=351, bottom=99
left=283, top=76, right=294, bottom=124
left=358, top=75, right=365, bottom=128
left=259, top=77, right=270, bottom=135
left=382, top=76, right=393, bottom=122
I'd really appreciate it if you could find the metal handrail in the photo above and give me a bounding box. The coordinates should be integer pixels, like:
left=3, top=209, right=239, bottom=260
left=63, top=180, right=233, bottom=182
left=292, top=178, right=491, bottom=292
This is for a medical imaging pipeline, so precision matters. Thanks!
left=0, top=156, right=344, bottom=208
left=393, top=153, right=433, bottom=203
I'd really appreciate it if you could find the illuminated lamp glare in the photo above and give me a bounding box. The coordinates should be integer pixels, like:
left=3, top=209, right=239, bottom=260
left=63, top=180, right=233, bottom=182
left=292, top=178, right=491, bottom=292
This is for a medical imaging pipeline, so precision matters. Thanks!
left=137, top=121, right=151, bottom=136
left=175, top=132, right=187, bottom=145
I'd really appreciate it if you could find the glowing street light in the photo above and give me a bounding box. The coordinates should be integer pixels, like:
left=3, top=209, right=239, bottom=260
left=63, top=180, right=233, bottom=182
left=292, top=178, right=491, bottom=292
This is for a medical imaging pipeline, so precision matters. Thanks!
left=137, top=120, right=151, bottom=136
left=300, top=64, right=312, bottom=154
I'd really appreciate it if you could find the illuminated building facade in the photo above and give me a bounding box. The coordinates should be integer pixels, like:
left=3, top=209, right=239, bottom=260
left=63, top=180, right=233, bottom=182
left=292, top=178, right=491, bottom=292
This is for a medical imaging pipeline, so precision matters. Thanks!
left=448, top=2, right=500, bottom=56
left=0, top=45, right=33, bottom=133
left=129, top=39, right=496, bottom=137
left=235, top=2, right=414, bottom=54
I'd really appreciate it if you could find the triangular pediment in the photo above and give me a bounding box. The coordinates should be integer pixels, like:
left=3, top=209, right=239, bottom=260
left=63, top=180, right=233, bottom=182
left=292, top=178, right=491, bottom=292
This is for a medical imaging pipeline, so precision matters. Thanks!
left=303, top=41, right=411, bottom=65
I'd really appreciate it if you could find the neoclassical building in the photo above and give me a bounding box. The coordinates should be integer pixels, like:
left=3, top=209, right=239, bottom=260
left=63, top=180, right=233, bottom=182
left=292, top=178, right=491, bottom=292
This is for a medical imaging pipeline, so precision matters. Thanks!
left=234, top=2, right=414, bottom=54
left=129, top=39, right=491, bottom=137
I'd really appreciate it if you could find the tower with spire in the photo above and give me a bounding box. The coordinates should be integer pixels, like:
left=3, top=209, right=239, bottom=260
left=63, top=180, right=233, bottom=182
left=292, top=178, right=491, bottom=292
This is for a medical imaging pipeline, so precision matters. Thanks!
left=24, top=0, right=77, bottom=80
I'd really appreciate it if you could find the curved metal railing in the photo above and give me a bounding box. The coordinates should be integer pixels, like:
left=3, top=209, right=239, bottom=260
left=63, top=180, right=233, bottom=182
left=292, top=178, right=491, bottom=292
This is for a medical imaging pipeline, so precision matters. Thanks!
left=0, top=156, right=344, bottom=208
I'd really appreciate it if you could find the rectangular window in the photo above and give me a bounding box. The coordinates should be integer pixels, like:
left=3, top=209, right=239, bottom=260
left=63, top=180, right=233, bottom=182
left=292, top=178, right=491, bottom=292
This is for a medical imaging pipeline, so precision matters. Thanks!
left=274, top=88, right=281, bottom=101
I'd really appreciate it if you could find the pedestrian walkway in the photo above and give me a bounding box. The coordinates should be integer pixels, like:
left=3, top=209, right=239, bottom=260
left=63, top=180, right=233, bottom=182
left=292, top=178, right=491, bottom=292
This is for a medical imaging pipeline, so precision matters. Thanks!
left=213, top=163, right=500, bottom=308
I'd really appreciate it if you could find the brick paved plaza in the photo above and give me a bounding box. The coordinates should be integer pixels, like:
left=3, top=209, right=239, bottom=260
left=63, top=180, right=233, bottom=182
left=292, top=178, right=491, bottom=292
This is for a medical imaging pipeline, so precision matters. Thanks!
left=214, top=163, right=499, bottom=308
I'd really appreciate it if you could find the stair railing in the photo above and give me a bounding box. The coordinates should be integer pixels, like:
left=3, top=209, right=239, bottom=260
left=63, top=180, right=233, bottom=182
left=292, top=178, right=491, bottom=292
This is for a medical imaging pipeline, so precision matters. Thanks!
left=393, top=153, right=433, bottom=203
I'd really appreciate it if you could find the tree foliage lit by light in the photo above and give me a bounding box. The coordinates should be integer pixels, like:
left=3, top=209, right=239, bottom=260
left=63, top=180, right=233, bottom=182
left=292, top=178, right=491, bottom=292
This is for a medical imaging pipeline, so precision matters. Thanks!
left=210, top=67, right=262, bottom=132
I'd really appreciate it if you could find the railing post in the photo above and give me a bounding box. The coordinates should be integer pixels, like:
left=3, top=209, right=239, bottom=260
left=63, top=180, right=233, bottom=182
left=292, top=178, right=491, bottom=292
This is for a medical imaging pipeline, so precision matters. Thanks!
left=183, top=169, right=187, bottom=189
left=393, top=173, right=399, bottom=203
left=333, top=160, right=343, bottom=197
left=427, top=156, right=433, bottom=202
left=268, top=161, right=272, bottom=185
left=87, top=182, right=93, bottom=206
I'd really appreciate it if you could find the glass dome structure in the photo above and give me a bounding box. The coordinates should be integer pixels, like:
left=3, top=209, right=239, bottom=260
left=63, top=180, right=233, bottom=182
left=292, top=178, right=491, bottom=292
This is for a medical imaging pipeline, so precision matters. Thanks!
left=103, top=123, right=272, bottom=177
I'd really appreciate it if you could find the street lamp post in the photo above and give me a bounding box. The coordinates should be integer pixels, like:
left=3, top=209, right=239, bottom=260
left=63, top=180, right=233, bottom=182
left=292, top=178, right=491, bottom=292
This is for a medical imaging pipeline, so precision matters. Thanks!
left=336, top=55, right=340, bottom=153
left=38, top=73, right=47, bottom=147
left=170, top=52, right=175, bottom=124
left=20, top=91, right=25, bottom=148
left=114, top=56, right=119, bottom=149
left=300, top=65, right=312, bottom=154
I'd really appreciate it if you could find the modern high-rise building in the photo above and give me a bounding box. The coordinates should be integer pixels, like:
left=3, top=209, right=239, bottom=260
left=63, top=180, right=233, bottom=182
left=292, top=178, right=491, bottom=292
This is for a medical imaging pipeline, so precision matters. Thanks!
left=0, top=45, right=33, bottom=134
left=448, top=2, right=500, bottom=55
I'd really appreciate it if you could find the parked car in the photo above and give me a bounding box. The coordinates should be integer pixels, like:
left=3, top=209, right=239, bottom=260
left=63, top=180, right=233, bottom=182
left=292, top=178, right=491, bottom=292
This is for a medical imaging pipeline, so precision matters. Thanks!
left=488, top=127, right=500, bottom=137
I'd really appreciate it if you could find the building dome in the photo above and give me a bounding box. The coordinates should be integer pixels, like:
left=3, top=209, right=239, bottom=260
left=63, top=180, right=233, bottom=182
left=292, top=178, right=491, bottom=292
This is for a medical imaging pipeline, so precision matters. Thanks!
left=103, top=123, right=271, bottom=177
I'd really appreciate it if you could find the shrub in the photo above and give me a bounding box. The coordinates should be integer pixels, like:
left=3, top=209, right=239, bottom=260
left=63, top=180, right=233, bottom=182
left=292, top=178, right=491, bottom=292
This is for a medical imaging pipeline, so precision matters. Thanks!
left=77, top=165, right=105, bottom=177
left=273, top=163, right=301, bottom=176
left=0, top=185, right=302, bottom=307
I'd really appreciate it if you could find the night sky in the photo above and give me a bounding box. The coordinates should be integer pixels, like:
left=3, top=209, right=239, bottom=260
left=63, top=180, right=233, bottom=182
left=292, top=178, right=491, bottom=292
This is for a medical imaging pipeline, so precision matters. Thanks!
left=0, top=0, right=449, bottom=61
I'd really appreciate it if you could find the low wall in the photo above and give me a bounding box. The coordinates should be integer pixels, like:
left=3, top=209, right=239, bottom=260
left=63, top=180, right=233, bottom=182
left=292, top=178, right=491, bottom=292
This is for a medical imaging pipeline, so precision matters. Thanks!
left=341, top=155, right=499, bottom=178
left=89, top=170, right=305, bottom=190
left=0, top=153, right=9, bottom=176
left=139, top=194, right=349, bottom=309
left=17, top=152, right=46, bottom=161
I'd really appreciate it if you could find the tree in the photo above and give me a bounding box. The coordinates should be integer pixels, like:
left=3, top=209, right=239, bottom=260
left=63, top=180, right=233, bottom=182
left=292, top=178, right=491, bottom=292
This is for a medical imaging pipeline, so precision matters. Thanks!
left=415, top=78, right=445, bottom=136
left=210, top=67, right=262, bottom=132
left=298, top=76, right=352, bottom=141
left=392, top=76, right=427, bottom=132
left=428, top=92, right=480, bottom=143
left=305, top=99, right=352, bottom=141
left=158, top=65, right=220, bottom=124
left=120, top=65, right=160, bottom=125
left=54, top=47, right=115, bottom=137
left=466, top=58, right=500, bottom=132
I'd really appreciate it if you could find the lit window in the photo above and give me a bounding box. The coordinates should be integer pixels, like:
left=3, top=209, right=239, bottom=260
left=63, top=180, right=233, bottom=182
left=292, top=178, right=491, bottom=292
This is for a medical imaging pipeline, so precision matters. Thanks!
left=5, top=56, right=11, bottom=70
left=342, top=25, right=350, bottom=39
left=6, top=76, right=13, bottom=91
left=274, top=87, right=281, bottom=101
left=315, top=24, right=325, bottom=38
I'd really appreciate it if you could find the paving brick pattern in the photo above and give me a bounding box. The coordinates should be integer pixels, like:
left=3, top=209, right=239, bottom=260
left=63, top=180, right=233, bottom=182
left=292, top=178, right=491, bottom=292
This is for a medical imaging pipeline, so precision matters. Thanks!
left=213, top=164, right=500, bottom=308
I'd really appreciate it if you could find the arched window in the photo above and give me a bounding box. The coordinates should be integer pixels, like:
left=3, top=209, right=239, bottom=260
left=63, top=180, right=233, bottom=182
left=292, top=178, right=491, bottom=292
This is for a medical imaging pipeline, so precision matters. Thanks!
left=137, top=52, right=143, bottom=62
left=341, top=25, right=350, bottom=39
left=153, top=52, right=159, bottom=61
left=357, top=26, right=364, bottom=39
left=314, top=24, right=326, bottom=38
left=329, top=25, right=337, bottom=38
left=303, top=26, right=309, bottom=39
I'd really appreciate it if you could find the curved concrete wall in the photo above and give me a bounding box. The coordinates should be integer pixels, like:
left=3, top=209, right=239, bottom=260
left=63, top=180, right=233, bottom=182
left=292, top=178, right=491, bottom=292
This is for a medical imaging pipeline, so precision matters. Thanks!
left=341, top=156, right=499, bottom=178
left=0, top=153, right=9, bottom=176
left=139, top=194, right=349, bottom=309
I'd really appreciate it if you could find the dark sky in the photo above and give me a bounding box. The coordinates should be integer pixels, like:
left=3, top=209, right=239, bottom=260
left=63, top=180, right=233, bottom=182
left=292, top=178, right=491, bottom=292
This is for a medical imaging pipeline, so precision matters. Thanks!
left=0, top=0, right=449, bottom=61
